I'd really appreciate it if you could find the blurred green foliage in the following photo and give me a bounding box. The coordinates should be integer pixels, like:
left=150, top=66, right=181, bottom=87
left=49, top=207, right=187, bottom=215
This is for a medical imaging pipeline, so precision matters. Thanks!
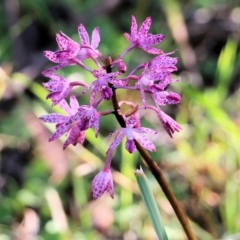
left=1, top=0, right=240, bottom=239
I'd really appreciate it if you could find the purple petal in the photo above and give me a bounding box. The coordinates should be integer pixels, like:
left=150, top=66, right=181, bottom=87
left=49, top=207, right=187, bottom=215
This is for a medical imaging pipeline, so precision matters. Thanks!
left=92, top=69, right=102, bottom=78
left=46, top=91, right=61, bottom=101
left=149, top=70, right=169, bottom=82
left=59, top=31, right=79, bottom=45
left=139, top=83, right=147, bottom=107
left=158, top=111, right=181, bottom=137
left=107, top=131, right=126, bottom=155
left=92, top=169, right=114, bottom=199
left=45, top=50, right=73, bottom=63
left=152, top=56, right=178, bottom=67
left=76, top=130, right=85, bottom=144
left=123, top=33, right=132, bottom=43
left=43, top=79, right=66, bottom=92
left=125, top=139, right=136, bottom=153
left=69, top=95, right=79, bottom=113
left=56, top=33, right=68, bottom=50
left=101, top=86, right=112, bottom=100
left=134, top=127, right=157, bottom=135
left=166, top=92, right=181, bottom=104
left=110, top=79, right=127, bottom=87
left=139, top=16, right=151, bottom=35
left=89, top=83, right=99, bottom=105
left=58, top=99, right=72, bottom=115
left=91, top=27, right=100, bottom=49
left=152, top=91, right=181, bottom=106
left=143, top=47, right=164, bottom=54
left=143, top=34, right=165, bottom=46
left=126, top=118, right=137, bottom=128
left=106, top=72, right=121, bottom=78
left=117, top=60, right=127, bottom=73
left=70, top=109, right=86, bottom=123
left=46, top=74, right=63, bottom=81
left=49, top=122, right=72, bottom=141
left=109, top=128, right=121, bottom=136
left=89, top=109, right=99, bottom=136
left=63, top=125, right=85, bottom=149
left=43, top=51, right=64, bottom=63
left=142, top=63, right=149, bottom=76
left=42, top=63, right=69, bottom=76
left=131, top=16, right=138, bottom=37
left=133, top=132, right=156, bottom=152
left=64, top=39, right=79, bottom=59
left=39, top=113, right=69, bottom=123
left=93, top=118, right=99, bottom=137
left=78, top=24, right=90, bottom=44
left=47, top=86, right=72, bottom=106
left=151, top=75, right=175, bottom=91
left=78, top=118, right=90, bottom=131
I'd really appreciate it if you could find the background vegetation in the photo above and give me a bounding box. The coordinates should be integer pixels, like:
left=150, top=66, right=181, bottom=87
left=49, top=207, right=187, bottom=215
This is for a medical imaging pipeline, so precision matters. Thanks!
left=0, top=0, right=240, bottom=239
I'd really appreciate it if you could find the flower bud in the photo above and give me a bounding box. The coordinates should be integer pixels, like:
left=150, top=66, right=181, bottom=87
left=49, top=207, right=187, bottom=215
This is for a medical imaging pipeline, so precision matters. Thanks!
left=117, top=60, right=127, bottom=73
left=92, top=169, right=114, bottom=199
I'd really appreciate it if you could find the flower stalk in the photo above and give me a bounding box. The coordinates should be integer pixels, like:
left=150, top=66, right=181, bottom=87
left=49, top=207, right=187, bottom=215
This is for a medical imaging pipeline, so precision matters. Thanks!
left=109, top=67, right=197, bottom=240
left=39, top=15, right=197, bottom=240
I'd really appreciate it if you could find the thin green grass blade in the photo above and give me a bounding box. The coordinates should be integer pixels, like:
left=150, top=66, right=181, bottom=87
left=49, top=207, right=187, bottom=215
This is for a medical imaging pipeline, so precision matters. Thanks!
left=135, top=167, right=168, bottom=240
left=215, top=38, right=237, bottom=99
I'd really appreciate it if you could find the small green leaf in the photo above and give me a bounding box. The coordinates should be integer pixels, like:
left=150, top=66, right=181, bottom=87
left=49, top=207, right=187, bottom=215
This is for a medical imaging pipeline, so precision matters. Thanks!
left=135, top=167, right=168, bottom=240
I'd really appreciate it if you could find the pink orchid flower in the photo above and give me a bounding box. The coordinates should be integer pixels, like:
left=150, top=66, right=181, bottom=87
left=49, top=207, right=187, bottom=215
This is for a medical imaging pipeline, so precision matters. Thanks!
left=43, top=31, right=80, bottom=65
left=43, top=25, right=101, bottom=72
left=77, top=24, right=100, bottom=61
left=42, top=72, right=87, bottom=106
left=107, top=118, right=157, bottom=155
left=135, top=52, right=179, bottom=107
left=124, top=16, right=165, bottom=54
left=51, top=104, right=100, bottom=140
left=84, top=70, right=122, bottom=105
left=92, top=168, right=114, bottom=199
left=39, top=95, right=85, bottom=149
left=157, top=110, right=182, bottom=138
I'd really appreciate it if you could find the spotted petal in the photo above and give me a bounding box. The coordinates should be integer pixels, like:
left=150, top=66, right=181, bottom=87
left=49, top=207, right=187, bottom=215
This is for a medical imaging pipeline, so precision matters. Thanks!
left=49, top=122, right=72, bottom=141
left=123, top=33, right=132, bottom=42
left=56, top=33, right=69, bottom=50
left=158, top=111, right=181, bottom=137
left=91, top=27, right=100, bottom=49
left=125, top=139, right=137, bottom=153
left=143, top=47, right=163, bottom=54
left=78, top=24, right=90, bottom=44
left=92, top=169, right=114, bottom=199
left=134, top=127, right=157, bottom=135
left=43, top=78, right=66, bottom=92
left=153, top=91, right=181, bottom=106
left=69, top=95, right=79, bottom=113
left=63, top=125, right=85, bottom=149
left=131, top=15, right=138, bottom=37
left=141, top=34, right=165, bottom=46
left=39, top=113, right=69, bottom=123
left=139, top=16, right=151, bottom=35
left=43, top=51, right=66, bottom=63
left=133, top=131, right=156, bottom=152
left=107, top=130, right=126, bottom=155
left=58, top=99, right=72, bottom=115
